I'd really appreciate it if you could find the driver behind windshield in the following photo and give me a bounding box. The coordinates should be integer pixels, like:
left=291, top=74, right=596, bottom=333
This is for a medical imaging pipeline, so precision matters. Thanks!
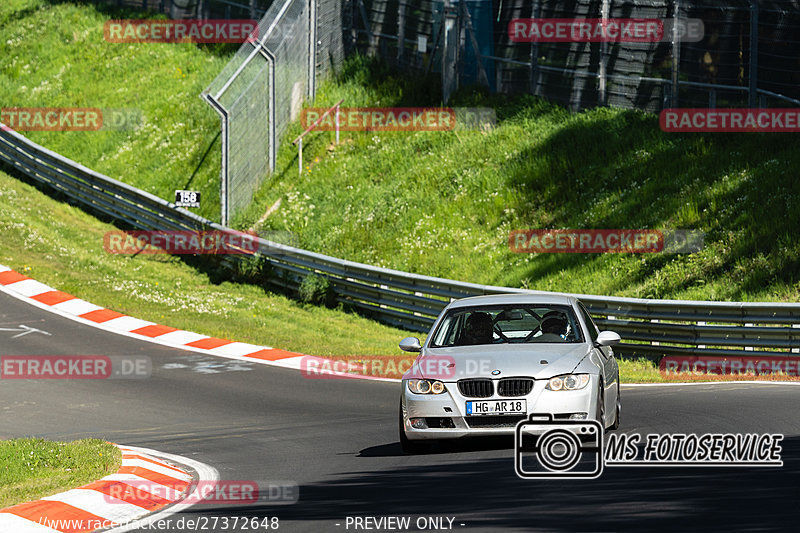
left=459, top=312, right=494, bottom=345
left=536, top=314, right=568, bottom=342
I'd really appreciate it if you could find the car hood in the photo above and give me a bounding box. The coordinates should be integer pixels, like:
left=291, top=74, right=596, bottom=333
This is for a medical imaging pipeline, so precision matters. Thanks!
left=411, top=343, right=592, bottom=381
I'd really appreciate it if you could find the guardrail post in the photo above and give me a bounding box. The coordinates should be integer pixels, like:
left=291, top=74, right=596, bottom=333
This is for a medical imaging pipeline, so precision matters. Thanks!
left=697, top=321, right=706, bottom=349
left=651, top=319, right=660, bottom=346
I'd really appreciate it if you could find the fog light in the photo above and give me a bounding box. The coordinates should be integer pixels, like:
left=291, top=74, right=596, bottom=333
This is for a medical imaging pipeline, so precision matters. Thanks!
left=410, top=418, right=427, bottom=429
left=569, top=413, right=588, bottom=420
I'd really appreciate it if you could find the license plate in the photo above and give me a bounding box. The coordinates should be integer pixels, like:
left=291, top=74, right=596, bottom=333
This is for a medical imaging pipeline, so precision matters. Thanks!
left=466, top=400, right=526, bottom=415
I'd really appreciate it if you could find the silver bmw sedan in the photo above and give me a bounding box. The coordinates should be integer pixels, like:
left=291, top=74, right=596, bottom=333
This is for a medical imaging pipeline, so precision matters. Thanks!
left=398, top=293, right=621, bottom=453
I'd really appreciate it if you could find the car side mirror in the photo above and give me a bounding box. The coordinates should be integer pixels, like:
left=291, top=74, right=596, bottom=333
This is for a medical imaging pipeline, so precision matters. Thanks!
left=399, top=337, right=422, bottom=352
left=596, top=331, right=621, bottom=347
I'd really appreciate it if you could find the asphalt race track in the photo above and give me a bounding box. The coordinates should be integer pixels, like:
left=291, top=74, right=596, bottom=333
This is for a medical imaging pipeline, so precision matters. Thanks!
left=2, top=289, right=799, bottom=532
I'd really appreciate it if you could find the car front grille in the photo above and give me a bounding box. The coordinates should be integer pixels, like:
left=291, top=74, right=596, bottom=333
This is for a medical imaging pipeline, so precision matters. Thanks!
left=457, top=378, right=493, bottom=398
left=497, top=378, right=534, bottom=397
left=465, top=415, right=527, bottom=428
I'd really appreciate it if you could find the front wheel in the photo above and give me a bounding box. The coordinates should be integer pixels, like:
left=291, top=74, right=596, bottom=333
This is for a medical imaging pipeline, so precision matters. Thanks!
left=610, top=387, right=621, bottom=430
left=399, top=402, right=428, bottom=454
left=595, top=384, right=605, bottom=429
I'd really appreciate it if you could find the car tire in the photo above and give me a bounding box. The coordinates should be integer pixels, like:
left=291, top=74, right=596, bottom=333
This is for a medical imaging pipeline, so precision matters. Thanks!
left=399, top=402, right=428, bottom=454
left=610, top=387, right=621, bottom=430
left=595, top=383, right=605, bottom=429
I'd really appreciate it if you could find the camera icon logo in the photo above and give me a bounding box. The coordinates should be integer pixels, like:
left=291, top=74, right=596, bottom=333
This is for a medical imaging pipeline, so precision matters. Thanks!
left=514, top=413, right=604, bottom=479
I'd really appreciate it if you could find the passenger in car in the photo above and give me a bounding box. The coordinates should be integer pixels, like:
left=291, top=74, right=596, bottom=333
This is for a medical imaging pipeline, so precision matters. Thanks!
left=536, top=315, right=568, bottom=342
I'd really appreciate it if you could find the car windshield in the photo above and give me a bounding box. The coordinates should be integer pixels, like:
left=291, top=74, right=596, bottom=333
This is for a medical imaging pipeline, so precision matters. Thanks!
left=429, top=304, right=583, bottom=347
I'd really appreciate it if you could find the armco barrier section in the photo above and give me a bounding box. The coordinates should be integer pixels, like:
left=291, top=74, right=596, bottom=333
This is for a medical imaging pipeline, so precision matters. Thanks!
left=2, top=124, right=800, bottom=360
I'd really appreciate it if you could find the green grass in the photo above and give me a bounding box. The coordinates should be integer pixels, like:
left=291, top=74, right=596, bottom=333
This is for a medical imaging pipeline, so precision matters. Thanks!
left=0, top=438, right=121, bottom=509
left=236, top=56, right=800, bottom=303
left=0, top=0, right=228, bottom=222
left=619, top=358, right=665, bottom=383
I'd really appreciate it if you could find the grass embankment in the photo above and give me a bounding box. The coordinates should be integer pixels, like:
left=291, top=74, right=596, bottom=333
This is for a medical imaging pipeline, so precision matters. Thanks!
left=0, top=169, right=413, bottom=356
left=239, top=56, right=800, bottom=303
left=0, top=0, right=227, bottom=221
left=0, top=438, right=120, bottom=509
left=0, top=167, right=670, bottom=381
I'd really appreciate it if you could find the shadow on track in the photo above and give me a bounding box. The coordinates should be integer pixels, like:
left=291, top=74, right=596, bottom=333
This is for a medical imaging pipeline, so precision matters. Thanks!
left=183, top=437, right=800, bottom=532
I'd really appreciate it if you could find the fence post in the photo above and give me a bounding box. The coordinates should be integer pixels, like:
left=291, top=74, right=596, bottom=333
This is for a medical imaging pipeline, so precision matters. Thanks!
left=203, top=95, right=229, bottom=226
left=441, top=1, right=459, bottom=103
left=599, top=0, right=609, bottom=106
left=350, top=0, right=358, bottom=50
left=529, top=0, right=540, bottom=95
left=397, top=0, right=406, bottom=64
left=308, top=0, right=317, bottom=98
left=266, top=51, right=277, bottom=173
left=749, top=0, right=759, bottom=108
left=458, top=0, right=490, bottom=89
left=670, top=0, right=681, bottom=107
left=358, top=0, right=376, bottom=54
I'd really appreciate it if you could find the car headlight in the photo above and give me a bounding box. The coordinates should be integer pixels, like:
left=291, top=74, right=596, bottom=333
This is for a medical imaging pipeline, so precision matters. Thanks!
left=546, top=374, right=590, bottom=391
left=407, top=379, right=447, bottom=394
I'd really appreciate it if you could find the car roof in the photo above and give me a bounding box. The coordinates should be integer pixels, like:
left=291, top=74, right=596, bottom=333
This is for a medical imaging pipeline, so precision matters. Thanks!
left=445, top=292, right=579, bottom=309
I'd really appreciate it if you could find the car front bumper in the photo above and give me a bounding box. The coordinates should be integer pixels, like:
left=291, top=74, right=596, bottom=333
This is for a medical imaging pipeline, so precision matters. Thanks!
left=401, top=376, right=599, bottom=440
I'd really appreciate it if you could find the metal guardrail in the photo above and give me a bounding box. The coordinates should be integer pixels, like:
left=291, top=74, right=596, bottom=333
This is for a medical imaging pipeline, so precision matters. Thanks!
left=2, top=124, right=800, bottom=360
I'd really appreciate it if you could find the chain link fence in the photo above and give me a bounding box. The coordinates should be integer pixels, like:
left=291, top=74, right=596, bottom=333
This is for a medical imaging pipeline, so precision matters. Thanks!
left=199, top=0, right=348, bottom=224
left=201, top=0, right=313, bottom=224
left=85, top=0, right=800, bottom=225
left=352, top=0, right=800, bottom=109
